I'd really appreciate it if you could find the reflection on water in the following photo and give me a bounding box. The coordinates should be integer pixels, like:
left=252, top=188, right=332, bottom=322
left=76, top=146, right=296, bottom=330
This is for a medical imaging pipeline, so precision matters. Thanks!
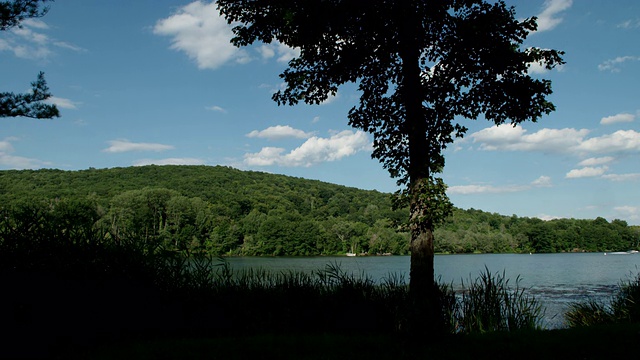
left=226, top=253, right=640, bottom=329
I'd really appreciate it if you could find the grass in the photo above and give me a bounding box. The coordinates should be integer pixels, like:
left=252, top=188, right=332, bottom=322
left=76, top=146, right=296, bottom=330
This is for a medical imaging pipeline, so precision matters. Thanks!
left=565, top=270, right=640, bottom=327
left=457, top=267, right=543, bottom=333
left=2, top=203, right=636, bottom=359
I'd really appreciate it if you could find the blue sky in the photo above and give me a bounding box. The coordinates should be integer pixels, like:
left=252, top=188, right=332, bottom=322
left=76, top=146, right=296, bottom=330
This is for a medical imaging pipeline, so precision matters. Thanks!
left=1, top=0, right=639, bottom=225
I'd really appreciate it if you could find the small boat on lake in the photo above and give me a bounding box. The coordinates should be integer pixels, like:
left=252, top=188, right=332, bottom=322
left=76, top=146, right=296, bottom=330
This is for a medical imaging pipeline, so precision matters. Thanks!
left=605, top=250, right=639, bottom=255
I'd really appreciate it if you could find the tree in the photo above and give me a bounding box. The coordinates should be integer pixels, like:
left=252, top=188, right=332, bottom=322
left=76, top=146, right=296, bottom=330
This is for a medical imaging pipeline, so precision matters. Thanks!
left=1, top=0, right=58, bottom=119
left=217, top=0, right=563, bottom=303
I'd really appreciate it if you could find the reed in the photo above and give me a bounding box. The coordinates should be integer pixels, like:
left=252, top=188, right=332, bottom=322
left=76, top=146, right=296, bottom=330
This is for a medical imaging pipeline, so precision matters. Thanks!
left=565, top=271, right=640, bottom=327
left=455, top=266, right=544, bottom=333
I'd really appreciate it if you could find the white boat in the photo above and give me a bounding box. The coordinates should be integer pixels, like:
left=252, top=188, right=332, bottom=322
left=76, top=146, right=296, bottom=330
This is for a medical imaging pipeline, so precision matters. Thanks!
left=346, top=252, right=356, bottom=257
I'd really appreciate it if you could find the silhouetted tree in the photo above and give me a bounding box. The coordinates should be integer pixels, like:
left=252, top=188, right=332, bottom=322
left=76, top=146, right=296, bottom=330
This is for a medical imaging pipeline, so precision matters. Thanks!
left=1, top=0, right=58, bottom=119
left=217, top=0, right=563, bottom=305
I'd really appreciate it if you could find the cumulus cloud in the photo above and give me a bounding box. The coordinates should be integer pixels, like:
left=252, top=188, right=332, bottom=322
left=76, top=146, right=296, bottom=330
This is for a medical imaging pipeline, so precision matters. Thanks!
left=565, top=166, right=608, bottom=179
left=578, top=157, right=614, bottom=166
left=471, top=126, right=640, bottom=157
left=133, top=158, right=205, bottom=166
left=154, top=1, right=301, bottom=70
left=0, top=18, right=84, bottom=60
left=246, top=125, right=313, bottom=140
left=598, top=56, right=640, bottom=72
left=244, top=130, right=371, bottom=167
left=153, top=1, right=249, bottom=69
left=600, top=113, right=635, bottom=125
left=103, top=140, right=175, bottom=153
left=448, top=176, right=551, bottom=195
left=575, top=130, right=640, bottom=154
left=531, top=175, right=553, bottom=187
left=471, top=125, right=589, bottom=153
left=0, top=137, right=49, bottom=168
left=534, top=0, right=573, bottom=33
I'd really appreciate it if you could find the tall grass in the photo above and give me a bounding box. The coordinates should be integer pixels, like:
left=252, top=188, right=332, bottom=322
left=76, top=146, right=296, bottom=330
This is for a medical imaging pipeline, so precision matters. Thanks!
left=456, top=266, right=544, bottom=333
left=0, top=202, right=545, bottom=357
left=565, top=271, right=640, bottom=327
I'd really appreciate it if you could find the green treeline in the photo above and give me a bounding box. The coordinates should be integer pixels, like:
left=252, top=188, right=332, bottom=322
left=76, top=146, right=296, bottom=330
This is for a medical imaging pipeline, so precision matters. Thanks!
left=1, top=165, right=637, bottom=256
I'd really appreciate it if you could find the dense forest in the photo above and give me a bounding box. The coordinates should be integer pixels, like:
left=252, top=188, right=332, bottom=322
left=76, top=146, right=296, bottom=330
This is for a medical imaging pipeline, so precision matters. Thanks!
left=1, top=165, right=638, bottom=256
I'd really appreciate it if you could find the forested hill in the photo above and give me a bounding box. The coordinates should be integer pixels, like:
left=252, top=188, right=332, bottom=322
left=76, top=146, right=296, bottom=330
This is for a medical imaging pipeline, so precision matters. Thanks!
left=1, top=165, right=638, bottom=255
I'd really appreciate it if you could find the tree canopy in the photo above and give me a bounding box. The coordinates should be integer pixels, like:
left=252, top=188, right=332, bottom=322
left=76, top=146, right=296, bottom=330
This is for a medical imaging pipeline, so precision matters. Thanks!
left=0, top=0, right=58, bottom=119
left=0, top=0, right=51, bottom=30
left=1, top=166, right=635, bottom=257
left=217, top=0, right=564, bottom=302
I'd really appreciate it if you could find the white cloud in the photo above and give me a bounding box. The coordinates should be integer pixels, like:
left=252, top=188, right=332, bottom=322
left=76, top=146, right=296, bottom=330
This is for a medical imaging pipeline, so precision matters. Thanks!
left=447, top=184, right=524, bottom=195
left=602, top=173, right=640, bottom=182
left=320, top=92, right=339, bottom=105
left=527, top=61, right=549, bottom=74
left=103, top=140, right=175, bottom=153
left=565, top=166, right=608, bottom=179
left=576, top=130, right=640, bottom=154
left=614, top=206, right=639, bottom=223
left=0, top=137, right=49, bottom=168
left=526, top=47, right=565, bottom=74
left=133, top=158, right=205, bottom=166
left=538, top=214, right=562, bottom=221
left=578, top=156, right=614, bottom=166
left=598, top=56, right=640, bottom=73
left=206, top=105, right=227, bottom=113
left=45, top=96, right=80, bottom=110
left=246, top=125, right=313, bottom=140
left=244, top=130, right=371, bottom=167
left=153, top=1, right=249, bottom=69
left=243, top=147, right=285, bottom=166
left=534, top=0, right=573, bottom=33
left=471, top=126, right=640, bottom=157
left=618, top=19, right=640, bottom=29
left=600, top=113, right=635, bottom=125
left=0, top=19, right=84, bottom=60
left=531, top=175, right=552, bottom=187
left=471, top=125, right=589, bottom=153
left=448, top=176, right=551, bottom=195
left=258, top=41, right=300, bottom=63
left=0, top=138, right=15, bottom=153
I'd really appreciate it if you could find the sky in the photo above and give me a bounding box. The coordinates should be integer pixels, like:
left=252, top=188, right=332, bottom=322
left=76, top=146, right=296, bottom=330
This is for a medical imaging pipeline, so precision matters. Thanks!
left=1, top=0, right=639, bottom=225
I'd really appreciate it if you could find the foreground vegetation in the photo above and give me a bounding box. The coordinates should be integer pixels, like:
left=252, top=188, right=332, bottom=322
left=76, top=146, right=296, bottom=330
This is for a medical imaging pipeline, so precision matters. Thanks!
left=1, top=166, right=638, bottom=257
left=0, top=208, right=545, bottom=358
left=565, top=271, right=640, bottom=327
left=1, top=188, right=639, bottom=358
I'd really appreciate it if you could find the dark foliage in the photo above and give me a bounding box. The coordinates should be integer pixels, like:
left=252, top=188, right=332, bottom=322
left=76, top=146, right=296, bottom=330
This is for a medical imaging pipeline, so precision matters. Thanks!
left=1, top=1, right=59, bottom=119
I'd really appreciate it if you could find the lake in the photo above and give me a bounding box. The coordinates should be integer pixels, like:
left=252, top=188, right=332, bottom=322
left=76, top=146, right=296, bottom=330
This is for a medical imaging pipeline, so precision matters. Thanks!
left=226, top=253, right=640, bottom=329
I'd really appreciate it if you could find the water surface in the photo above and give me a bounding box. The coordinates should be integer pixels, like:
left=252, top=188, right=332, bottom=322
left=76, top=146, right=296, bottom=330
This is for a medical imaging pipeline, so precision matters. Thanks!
left=226, top=253, right=640, bottom=328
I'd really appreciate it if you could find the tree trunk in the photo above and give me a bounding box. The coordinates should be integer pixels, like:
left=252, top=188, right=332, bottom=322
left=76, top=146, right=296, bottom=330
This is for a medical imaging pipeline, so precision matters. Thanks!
left=399, top=2, right=437, bottom=302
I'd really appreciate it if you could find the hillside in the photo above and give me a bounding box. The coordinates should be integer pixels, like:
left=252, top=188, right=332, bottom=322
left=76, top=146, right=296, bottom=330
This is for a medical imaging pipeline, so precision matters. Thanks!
left=1, top=165, right=637, bottom=255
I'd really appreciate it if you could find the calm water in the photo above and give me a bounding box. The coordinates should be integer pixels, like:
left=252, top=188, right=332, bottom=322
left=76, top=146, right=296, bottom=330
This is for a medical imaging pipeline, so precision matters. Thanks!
left=226, top=253, right=640, bottom=329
